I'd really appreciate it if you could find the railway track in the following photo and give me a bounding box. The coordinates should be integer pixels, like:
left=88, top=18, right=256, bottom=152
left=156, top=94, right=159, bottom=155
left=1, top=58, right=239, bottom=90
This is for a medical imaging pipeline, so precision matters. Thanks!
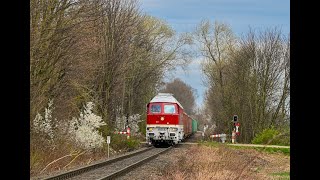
left=39, top=146, right=171, bottom=180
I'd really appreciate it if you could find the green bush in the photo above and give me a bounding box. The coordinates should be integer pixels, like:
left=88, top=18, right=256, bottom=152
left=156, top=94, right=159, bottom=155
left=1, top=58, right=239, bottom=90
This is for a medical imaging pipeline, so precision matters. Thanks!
left=252, top=127, right=290, bottom=146
left=110, top=134, right=141, bottom=151
left=126, top=138, right=140, bottom=151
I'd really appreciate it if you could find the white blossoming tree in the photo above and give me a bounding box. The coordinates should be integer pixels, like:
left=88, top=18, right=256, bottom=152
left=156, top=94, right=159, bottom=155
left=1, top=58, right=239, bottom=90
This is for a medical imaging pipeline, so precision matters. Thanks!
left=33, top=99, right=56, bottom=141
left=68, top=102, right=106, bottom=150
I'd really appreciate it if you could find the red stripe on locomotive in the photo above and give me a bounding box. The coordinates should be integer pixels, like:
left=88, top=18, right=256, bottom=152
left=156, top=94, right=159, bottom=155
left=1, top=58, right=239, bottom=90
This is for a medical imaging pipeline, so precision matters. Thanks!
left=146, top=102, right=192, bottom=138
left=146, top=103, right=179, bottom=125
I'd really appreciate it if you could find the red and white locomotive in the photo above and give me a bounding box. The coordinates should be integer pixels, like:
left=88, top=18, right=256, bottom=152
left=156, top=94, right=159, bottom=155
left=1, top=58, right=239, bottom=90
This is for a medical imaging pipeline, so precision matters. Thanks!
left=146, top=93, right=192, bottom=146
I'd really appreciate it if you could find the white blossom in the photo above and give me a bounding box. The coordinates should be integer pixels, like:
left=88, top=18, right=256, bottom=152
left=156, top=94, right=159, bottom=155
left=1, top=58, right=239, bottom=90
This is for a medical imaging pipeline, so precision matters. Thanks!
left=33, top=99, right=55, bottom=140
left=68, top=102, right=106, bottom=150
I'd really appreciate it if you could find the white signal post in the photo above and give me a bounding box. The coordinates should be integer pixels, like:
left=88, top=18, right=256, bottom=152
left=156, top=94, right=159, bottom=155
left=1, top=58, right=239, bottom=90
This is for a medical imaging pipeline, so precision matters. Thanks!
left=127, top=127, right=130, bottom=139
left=232, top=130, right=236, bottom=144
left=107, top=136, right=111, bottom=158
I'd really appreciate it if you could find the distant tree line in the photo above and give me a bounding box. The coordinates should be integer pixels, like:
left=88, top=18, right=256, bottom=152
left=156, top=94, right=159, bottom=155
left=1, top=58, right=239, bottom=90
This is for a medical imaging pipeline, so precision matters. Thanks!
left=195, top=20, right=290, bottom=143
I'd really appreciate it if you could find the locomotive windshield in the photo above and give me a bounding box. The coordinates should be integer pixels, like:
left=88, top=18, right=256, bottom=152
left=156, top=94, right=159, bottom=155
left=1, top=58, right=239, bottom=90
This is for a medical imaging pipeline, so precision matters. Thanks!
left=164, top=104, right=175, bottom=113
left=150, top=104, right=161, bottom=113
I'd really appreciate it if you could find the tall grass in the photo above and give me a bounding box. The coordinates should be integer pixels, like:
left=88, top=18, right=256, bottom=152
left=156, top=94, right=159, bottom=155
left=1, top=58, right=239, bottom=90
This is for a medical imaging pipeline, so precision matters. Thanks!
left=161, top=145, right=262, bottom=180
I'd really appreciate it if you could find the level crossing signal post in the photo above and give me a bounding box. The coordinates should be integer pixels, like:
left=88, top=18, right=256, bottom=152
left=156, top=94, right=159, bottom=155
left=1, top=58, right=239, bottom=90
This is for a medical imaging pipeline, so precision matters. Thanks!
left=107, top=136, right=110, bottom=158
left=232, top=115, right=240, bottom=143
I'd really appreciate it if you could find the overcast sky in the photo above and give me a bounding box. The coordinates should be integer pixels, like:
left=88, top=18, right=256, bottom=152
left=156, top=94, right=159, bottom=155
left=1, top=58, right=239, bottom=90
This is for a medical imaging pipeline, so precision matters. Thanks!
left=139, top=0, right=290, bottom=108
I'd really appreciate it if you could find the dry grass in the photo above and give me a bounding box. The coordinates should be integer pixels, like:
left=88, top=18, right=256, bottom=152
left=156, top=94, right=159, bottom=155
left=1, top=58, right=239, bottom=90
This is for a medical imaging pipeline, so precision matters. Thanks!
left=30, top=137, right=144, bottom=178
left=30, top=136, right=113, bottom=178
left=161, top=145, right=289, bottom=180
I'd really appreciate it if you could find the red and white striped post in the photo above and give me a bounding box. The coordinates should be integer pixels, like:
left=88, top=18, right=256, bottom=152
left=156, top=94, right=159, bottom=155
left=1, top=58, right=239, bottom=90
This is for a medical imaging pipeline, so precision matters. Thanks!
left=126, top=127, right=130, bottom=139
left=235, top=122, right=240, bottom=136
left=114, top=127, right=131, bottom=139
left=210, top=134, right=222, bottom=138
left=210, top=134, right=226, bottom=143
left=232, top=130, right=236, bottom=144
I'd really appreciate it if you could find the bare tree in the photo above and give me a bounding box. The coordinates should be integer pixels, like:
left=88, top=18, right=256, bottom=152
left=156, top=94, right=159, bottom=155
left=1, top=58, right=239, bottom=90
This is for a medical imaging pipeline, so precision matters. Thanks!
left=195, top=20, right=290, bottom=142
left=160, top=78, right=197, bottom=115
left=194, top=20, right=237, bottom=133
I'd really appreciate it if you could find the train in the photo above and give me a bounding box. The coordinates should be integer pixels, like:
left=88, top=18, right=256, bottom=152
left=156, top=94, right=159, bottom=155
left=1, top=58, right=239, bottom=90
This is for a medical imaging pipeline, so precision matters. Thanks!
left=146, top=93, right=198, bottom=146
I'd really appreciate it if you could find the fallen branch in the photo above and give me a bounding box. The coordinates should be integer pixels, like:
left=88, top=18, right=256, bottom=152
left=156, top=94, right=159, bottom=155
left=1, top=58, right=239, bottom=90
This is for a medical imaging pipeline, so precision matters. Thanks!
left=40, top=151, right=79, bottom=174
left=63, top=150, right=87, bottom=169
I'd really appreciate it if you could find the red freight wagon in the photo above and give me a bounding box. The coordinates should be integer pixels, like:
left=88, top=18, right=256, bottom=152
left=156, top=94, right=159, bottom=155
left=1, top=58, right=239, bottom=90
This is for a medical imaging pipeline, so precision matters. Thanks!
left=146, top=93, right=192, bottom=146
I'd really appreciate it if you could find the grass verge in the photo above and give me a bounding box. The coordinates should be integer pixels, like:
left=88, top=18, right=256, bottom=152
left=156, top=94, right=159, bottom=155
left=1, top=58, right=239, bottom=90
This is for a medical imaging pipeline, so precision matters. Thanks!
left=226, top=145, right=290, bottom=156
left=271, top=171, right=290, bottom=179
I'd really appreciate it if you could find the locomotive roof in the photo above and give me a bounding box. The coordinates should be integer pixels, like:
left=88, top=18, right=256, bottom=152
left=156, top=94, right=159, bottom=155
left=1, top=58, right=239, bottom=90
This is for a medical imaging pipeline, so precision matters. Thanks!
left=150, top=93, right=184, bottom=109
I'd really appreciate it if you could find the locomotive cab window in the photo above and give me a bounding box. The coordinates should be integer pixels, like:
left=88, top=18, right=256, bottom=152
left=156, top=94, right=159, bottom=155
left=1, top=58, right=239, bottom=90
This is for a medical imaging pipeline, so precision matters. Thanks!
left=164, top=104, right=176, bottom=113
left=150, top=104, right=161, bottom=113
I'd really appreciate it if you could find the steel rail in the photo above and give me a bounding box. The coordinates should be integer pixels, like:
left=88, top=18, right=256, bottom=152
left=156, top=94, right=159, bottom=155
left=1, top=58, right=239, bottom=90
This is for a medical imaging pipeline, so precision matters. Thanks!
left=41, top=147, right=154, bottom=180
left=98, top=146, right=172, bottom=180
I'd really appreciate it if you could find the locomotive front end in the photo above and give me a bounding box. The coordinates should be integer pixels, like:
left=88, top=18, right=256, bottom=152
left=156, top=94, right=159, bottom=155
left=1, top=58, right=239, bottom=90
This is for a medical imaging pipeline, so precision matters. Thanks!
left=146, top=125, right=182, bottom=145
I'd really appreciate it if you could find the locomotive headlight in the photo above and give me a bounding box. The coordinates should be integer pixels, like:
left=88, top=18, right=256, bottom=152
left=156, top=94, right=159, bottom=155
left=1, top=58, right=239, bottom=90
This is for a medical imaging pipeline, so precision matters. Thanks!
left=169, top=128, right=178, bottom=132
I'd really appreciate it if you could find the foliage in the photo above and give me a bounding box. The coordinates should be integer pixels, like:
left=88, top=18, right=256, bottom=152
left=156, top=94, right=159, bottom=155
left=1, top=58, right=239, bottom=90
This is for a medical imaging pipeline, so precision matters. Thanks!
left=126, top=138, right=141, bottom=151
left=252, top=127, right=290, bottom=146
left=110, top=134, right=140, bottom=151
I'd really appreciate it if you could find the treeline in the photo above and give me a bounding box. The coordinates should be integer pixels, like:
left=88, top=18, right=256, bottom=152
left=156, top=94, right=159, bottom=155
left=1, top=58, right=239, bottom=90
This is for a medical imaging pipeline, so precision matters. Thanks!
left=30, top=0, right=192, bottom=131
left=30, top=0, right=194, bottom=175
left=195, top=21, right=290, bottom=143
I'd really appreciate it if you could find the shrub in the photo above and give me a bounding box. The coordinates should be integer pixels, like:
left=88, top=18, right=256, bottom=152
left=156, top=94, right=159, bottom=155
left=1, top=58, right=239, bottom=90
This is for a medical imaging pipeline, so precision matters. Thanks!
left=126, top=138, right=140, bottom=151
left=110, top=134, right=129, bottom=151
left=110, top=134, right=141, bottom=151
left=252, top=127, right=290, bottom=146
